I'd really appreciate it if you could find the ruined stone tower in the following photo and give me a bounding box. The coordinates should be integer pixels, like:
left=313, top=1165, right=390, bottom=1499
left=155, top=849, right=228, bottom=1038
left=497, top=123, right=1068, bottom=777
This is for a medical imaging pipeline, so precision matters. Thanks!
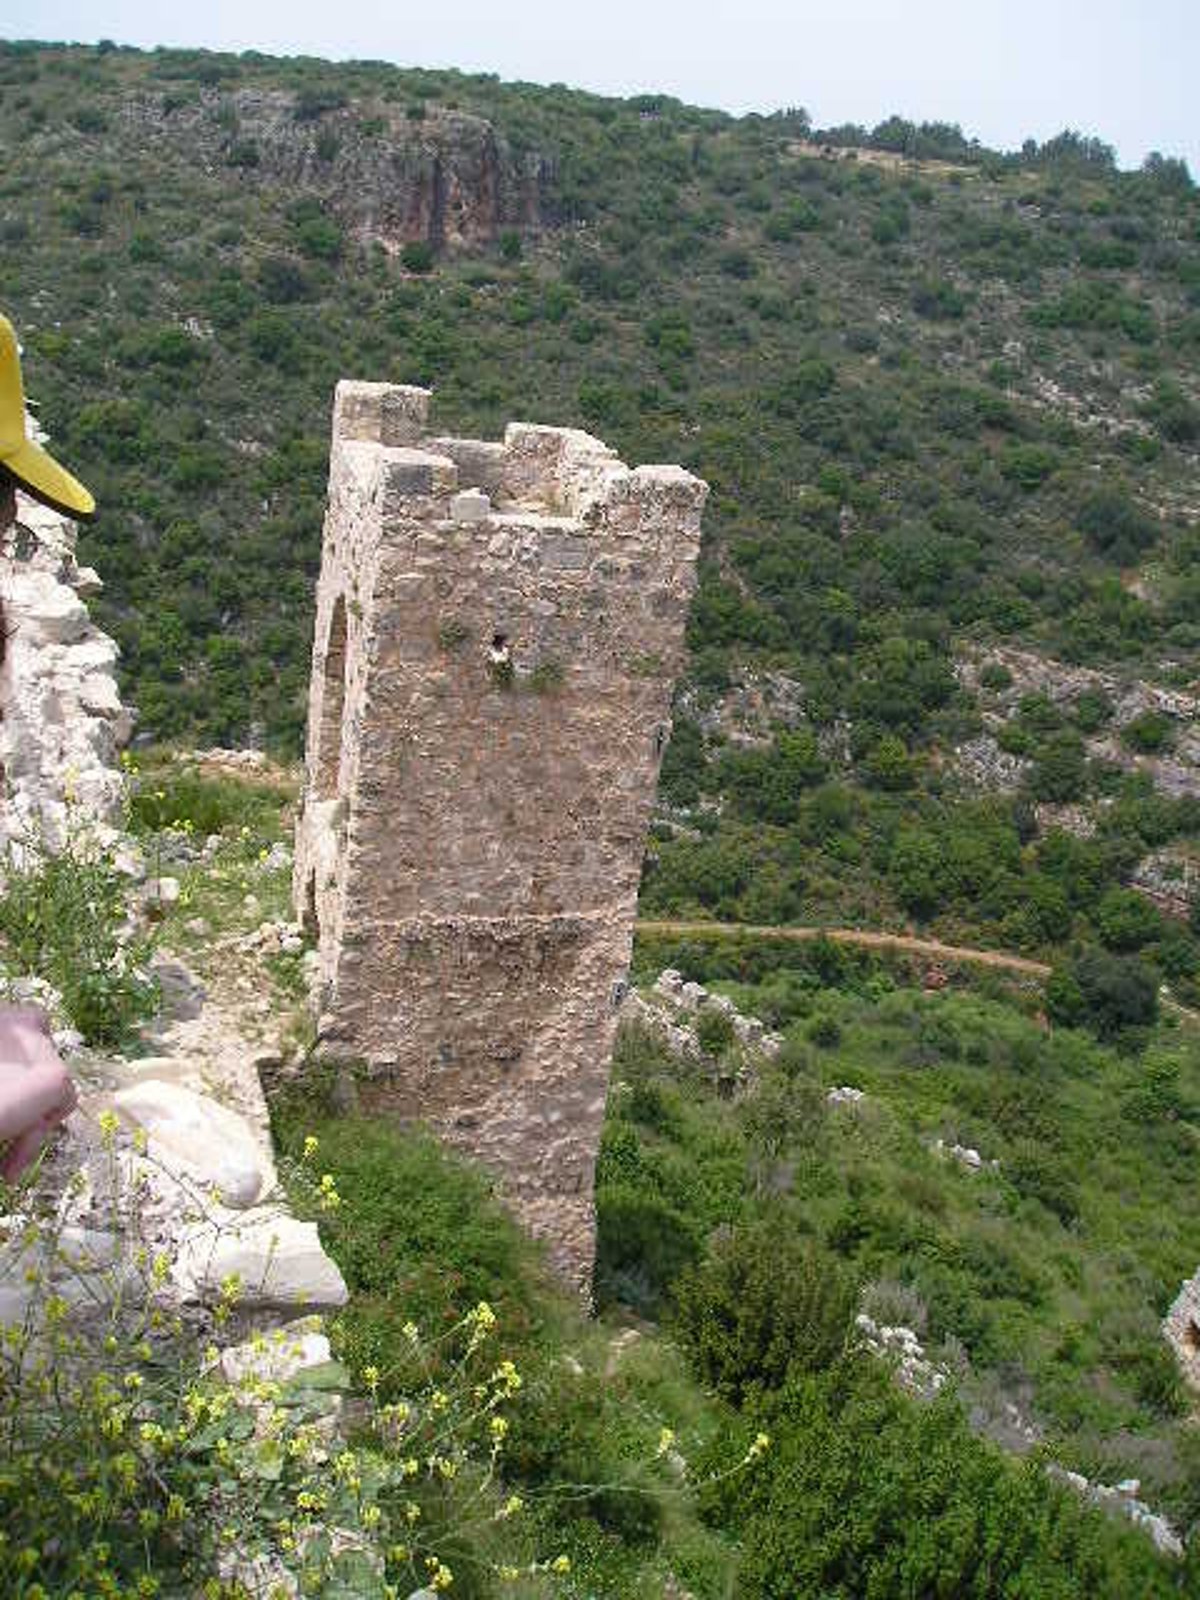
left=294, top=381, right=706, bottom=1287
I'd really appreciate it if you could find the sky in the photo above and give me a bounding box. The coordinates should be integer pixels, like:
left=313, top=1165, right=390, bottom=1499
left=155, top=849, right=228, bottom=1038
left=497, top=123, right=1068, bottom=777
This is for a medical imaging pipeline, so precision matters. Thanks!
left=6, top=0, right=1198, bottom=173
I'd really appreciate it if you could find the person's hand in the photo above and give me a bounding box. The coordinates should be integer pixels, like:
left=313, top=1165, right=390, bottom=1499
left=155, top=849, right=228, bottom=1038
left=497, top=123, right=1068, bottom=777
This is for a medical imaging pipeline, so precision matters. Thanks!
left=0, top=1005, right=77, bottom=1184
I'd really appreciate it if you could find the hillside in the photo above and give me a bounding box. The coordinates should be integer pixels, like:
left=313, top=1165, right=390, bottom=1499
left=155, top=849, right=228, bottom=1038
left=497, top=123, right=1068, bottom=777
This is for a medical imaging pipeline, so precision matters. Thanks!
left=2, top=40, right=1200, bottom=1588
left=4, top=755, right=1197, bottom=1595
left=3, top=40, right=1199, bottom=981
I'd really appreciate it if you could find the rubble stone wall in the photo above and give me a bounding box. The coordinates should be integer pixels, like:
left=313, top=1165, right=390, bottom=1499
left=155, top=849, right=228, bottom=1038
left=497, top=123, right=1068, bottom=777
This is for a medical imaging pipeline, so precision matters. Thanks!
left=294, top=381, right=706, bottom=1287
left=0, top=458, right=130, bottom=859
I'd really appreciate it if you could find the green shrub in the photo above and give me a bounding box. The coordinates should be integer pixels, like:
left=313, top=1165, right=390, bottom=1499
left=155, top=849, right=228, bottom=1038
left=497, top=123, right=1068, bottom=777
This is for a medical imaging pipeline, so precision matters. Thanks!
left=702, top=1363, right=1178, bottom=1598
left=1077, top=489, right=1159, bottom=563
left=258, top=253, right=310, bottom=302
left=911, top=278, right=965, bottom=318
left=1072, top=688, right=1114, bottom=732
left=1121, top=710, right=1175, bottom=753
left=401, top=238, right=436, bottom=273
left=1026, top=730, right=1089, bottom=802
left=1144, top=378, right=1199, bottom=443
left=1001, top=442, right=1061, bottom=489
left=1048, top=946, right=1159, bottom=1038
left=1094, top=887, right=1163, bottom=951
left=979, top=662, right=1014, bottom=691
left=626, top=1077, right=684, bottom=1136
left=673, top=1223, right=856, bottom=1402
left=507, top=1362, right=665, bottom=1546
left=695, top=1006, right=736, bottom=1058
left=595, top=1185, right=700, bottom=1314
left=807, top=1013, right=842, bottom=1048
left=0, top=827, right=158, bottom=1046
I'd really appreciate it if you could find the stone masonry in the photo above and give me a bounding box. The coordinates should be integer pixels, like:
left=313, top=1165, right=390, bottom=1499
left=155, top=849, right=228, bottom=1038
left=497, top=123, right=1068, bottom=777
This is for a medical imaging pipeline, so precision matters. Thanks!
left=294, top=381, right=706, bottom=1288
left=0, top=440, right=130, bottom=860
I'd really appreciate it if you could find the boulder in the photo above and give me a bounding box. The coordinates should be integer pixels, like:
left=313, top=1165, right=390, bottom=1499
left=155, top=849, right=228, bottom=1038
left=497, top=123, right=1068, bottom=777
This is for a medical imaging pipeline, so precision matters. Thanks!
left=113, top=1080, right=275, bottom=1208
left=219, top=1317, right=333, bottom=1385
left=174, top=1211, right=348, bottom=1310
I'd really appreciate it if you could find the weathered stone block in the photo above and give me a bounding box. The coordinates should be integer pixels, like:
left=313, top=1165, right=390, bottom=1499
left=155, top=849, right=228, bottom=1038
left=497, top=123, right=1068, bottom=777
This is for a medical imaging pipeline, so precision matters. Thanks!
left=451, top=488, right=491, bottom=523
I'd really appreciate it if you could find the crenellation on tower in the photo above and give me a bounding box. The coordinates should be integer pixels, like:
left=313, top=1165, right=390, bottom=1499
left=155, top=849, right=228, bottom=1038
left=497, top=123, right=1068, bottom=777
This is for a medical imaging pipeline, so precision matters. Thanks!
left=295, top=379, right=706, bottom=1288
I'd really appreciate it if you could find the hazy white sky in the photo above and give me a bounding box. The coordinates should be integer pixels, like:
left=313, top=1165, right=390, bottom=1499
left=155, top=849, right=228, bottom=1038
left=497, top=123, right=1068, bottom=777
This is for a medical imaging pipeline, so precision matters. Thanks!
left=7, top=0, right=1198, bottom=172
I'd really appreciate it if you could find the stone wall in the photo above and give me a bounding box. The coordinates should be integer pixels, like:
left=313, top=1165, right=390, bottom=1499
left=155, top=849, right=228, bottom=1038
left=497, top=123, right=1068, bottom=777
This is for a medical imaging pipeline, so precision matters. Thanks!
left=0, top=456, right=130, bottom=859
left=294, top=381, right=706, bottom=1287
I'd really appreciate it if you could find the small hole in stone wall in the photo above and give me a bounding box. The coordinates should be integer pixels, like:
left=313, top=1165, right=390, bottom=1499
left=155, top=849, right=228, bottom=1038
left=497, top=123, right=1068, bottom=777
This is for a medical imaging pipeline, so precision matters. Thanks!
left=1185, top=1319, right=1200, bottom=1356
left=487, top=631, right=514, bottom=687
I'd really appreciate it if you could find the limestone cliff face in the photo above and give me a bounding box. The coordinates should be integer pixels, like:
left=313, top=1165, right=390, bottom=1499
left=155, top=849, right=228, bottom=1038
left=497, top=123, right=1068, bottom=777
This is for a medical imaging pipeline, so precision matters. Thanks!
left=122, top=90, right=555, bottom=251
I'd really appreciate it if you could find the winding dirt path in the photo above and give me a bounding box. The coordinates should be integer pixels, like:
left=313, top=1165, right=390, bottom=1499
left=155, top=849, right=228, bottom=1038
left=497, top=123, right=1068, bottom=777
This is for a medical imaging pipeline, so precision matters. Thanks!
left=636, top=920, right=1052, bottom=977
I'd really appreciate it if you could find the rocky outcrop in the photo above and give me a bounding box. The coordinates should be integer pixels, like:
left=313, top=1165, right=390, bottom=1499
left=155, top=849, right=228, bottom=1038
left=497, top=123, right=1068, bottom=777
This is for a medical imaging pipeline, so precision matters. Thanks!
left=619, top=969, right=783, bottom=1096
left=957, top=646, right=1200, bottom=802
left=1046, top=1467, right=1184, bottom=1560
left=0, top=474, right=130, bottom=859
left=121, top=90, right=555, bottom=252
left=676, top=668, right=806, bottom=750
left=1163, top=1269, right=1200, bottom=1390
left=1130, top=848, right=1199, bottom=916
left=856, top=1311, right=947, bottom=1398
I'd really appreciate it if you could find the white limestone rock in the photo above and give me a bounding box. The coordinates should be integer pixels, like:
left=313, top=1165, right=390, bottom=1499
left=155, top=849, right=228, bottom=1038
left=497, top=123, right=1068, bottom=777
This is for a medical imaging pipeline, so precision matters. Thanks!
left=260, top=841, right=293, bottom=873
left=0, top=480, right=129, bottom=855
left=1164, top=1269, right=1200, bottom=1390
left=113, top=1080, right=275, bottom=1208
left=138, top=876, right=181, bottom=912
left=828, top=1085, right=866, bottom=1107
left=219, top=1317, right=333, bottom=1385
left=78, top=673, right=125, bottom=719
left=21, top=575, right=89, bottom=644
left=174, top=1211, right=348, bottom=1310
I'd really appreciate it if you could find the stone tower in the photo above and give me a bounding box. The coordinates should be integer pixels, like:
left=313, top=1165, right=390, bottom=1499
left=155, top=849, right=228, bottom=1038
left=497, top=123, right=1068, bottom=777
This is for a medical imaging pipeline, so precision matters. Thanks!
left=294, top=381, right=706, bottom=1287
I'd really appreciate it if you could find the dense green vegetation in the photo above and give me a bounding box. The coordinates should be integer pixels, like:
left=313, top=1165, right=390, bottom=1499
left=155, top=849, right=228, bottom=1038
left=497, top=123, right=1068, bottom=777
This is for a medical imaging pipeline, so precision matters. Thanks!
left=272, top=1084, right=1199, bottom=1596
left=3, top=36, right=1197, bottom=968
left=4, top=43, right=1200, bottom=1588
left=598, top=951, right=1200, bottom=1540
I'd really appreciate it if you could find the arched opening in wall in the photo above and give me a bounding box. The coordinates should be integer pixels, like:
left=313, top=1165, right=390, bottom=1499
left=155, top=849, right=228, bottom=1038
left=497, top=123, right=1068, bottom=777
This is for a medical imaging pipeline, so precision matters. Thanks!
left=315, top=595, right=348, bottom=800
left=301, top=872, right=319, bottom=940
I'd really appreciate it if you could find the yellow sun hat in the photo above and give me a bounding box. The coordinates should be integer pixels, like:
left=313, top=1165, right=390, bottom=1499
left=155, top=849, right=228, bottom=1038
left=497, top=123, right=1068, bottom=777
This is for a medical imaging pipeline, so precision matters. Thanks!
left=0, top=313, right=95, bottom=520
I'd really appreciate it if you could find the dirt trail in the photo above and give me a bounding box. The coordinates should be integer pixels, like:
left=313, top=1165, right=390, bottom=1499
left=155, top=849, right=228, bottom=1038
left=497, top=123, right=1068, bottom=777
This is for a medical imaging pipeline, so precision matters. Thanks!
left=636, top=920, right=1052, bottom=977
